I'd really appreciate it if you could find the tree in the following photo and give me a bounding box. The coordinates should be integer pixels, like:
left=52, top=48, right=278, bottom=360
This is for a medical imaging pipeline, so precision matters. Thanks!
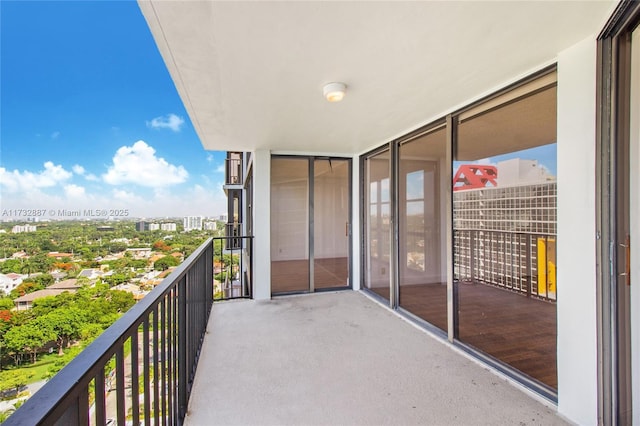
left=154, top=255, right=179, bottom=271
left=153, top=240, right=171, bottom=252
left=0, top=298, right=14, bottom=310
left=10, top=281, right=45, bottom=298
left=0, top=369, right=34, bottom=395
left=3, top=322, right=56, bottom=364
left=0, top=259, right=22, bottom=274
left=37, top=308, right=87, bottom=355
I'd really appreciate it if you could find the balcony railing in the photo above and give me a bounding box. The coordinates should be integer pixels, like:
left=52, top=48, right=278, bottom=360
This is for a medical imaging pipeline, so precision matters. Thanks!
left=214, top=234, right=253, bottom=301
left=5, top=238, right=216, bottom=426
left=453, top=229, right=557, bottom=301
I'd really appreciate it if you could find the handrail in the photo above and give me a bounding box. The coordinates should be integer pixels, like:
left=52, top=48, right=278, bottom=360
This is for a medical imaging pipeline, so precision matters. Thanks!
left=5, top=238, right=215, bottom=426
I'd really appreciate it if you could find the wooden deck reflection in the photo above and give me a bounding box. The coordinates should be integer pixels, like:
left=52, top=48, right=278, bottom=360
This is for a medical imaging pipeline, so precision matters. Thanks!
left=271, top=257, right=348, bottom=293
left=371, top=282, right=557, bottom=390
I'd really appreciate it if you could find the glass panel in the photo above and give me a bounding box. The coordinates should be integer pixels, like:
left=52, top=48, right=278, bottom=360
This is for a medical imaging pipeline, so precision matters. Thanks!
left=453, top=85, right=558, bottom=389
left=314, top=159, right=349, bottom=289
left=271, top=158, right=309, bottom=293
left=398, top=128, right=447, bottom=331
left=364, top=150, right=391, bottom=301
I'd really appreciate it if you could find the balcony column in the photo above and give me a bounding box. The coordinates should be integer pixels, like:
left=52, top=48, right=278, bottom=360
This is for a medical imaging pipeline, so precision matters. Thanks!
left=253, top=149, right=272, bottom=299
left=351, top=154, right=361, bottom=290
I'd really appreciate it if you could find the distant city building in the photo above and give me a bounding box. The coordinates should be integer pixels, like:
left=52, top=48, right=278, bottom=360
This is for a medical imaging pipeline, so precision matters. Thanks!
left=135, top=221, right=149, bottom=232
left=96, top=226, right=115, bottom=232
left=149, top=223, right=160, bottom=231
left=203, top=221, right=217, bottom=231
left=160, top=223, right=177, bottom=232
left=183, top=216, right=203, bottom=231
left=126, top=248, right=152, bottom=259
left=12, top=224, right=36, bottom=233
left=219, top=214, right=228, bottom=222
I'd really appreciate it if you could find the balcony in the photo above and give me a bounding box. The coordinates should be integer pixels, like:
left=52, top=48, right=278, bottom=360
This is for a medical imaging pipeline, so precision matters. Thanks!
left=4, top=239, right=566, bottom=425
left=224, top=156, right=243, bottom=186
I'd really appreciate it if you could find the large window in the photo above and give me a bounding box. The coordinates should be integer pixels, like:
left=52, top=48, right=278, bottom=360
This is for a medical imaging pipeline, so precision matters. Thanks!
left=398, top=127, right=447, bottom=332
left=360, top=69, right=558, bottom=393
left=363, top=149, right=391, bottom=301
left=454, top=81, right=558, bottom=390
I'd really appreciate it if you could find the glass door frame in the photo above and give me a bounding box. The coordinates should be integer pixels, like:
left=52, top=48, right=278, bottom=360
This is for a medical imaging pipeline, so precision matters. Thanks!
left=596, top=2, right=640, bottom=423
left=271, top=154, right=353, bottom=295
left=360, top=67, right=559, bottom=401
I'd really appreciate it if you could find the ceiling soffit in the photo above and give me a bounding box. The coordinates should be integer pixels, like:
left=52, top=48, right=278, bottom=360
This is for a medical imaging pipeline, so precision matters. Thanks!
left=139, top=1, right=614, bottom=155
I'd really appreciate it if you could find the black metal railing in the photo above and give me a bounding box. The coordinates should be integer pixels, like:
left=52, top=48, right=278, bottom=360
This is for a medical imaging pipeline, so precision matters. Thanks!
left=214, top=235, right=253, bottom=301
left=224, top=223, right=243, bottom=250
left=5, top=238, right=216, bottom=426
left=453, top=229, right=557, bottom=301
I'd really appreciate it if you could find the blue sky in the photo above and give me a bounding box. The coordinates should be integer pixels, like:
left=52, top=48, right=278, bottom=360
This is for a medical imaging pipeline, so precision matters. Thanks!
left=0, top=1, right=228, bottom=220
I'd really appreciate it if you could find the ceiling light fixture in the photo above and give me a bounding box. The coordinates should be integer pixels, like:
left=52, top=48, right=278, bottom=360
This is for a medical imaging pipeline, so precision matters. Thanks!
left=323, top=82, right=347, bottom=102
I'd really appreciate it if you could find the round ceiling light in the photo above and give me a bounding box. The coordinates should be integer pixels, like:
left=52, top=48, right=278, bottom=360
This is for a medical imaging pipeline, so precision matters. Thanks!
left=323, top=82, right=347, bottom=102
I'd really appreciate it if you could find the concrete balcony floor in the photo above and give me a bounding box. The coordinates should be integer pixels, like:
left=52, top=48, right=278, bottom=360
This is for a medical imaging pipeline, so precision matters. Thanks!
left=186, top=291, right=568, bottom=426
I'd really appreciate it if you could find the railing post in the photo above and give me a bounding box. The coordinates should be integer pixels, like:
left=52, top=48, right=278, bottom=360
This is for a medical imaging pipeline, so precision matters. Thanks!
left=178, top=276, right=187, bottom=424
left=526, top=234, right=532, bottom=298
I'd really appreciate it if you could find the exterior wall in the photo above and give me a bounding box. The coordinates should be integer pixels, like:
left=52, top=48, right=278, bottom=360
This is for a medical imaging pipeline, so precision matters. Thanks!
left=253, top=149, right=271, bottom=300
left=556, top=35, right=598, bottom=425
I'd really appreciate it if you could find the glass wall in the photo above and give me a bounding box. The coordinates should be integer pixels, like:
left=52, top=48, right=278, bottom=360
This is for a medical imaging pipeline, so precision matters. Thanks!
left=271, top=157, right=310, bottom=293
left=363, top=149, right=391, bottom=302
left=271, top=156, right=351, bottom=294
left=314, top=159, right=350, bottom=289
left=360, top=70, right=558, bottom=392
left=453, top=84, right=558, bottom=389
left=398, top=128, right=448, bottom=331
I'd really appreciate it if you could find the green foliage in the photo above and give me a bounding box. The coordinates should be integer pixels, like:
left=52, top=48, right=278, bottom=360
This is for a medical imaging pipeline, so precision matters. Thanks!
left=0, top=298, right=14, bottom=310
left=0, top=259, right=22, bottom=274
left=37, top=307, right=87, bottom=354
left=153, top=255, right=179, bottom=271
left=3, top=322, right=56, bottom=364
left=0, top=369, right=34, bottom=395
left=10, top=281, right=45, bottom=299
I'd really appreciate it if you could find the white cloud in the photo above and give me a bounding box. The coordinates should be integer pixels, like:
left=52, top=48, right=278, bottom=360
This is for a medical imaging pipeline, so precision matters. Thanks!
left=102, top=140, right=188, bottom=187
left=146, top=113, right=185, bottom=132
left=215, top=163, right=225, bottom=173
left=85, top=174, right=99, bottom=182
left=206, top=154, right=214, bottom=163
left=64, top=184, right=86, bottom=198
left=0, top=162, right=72, bottom=193
left=72, top=164, right=85, bottom=175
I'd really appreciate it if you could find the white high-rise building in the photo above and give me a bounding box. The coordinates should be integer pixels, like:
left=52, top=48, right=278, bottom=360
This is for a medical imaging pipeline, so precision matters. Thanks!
left=161, top=223, right=177, bottom=232
left=183, top=216, right=203, bottom=232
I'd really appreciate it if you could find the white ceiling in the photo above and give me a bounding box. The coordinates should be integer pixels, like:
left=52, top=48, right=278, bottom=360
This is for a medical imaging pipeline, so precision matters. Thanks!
left=138, top=0, right=615, bottom=155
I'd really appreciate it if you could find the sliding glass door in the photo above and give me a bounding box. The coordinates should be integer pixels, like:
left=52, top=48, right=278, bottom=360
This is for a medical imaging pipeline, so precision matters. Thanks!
left=361, top=69, right=558, bottom=394
left=398, top=127, right=448, bottom=332
left=271, top=156, right=351, bottom=294
left=363, top=149, right=391, bottom=302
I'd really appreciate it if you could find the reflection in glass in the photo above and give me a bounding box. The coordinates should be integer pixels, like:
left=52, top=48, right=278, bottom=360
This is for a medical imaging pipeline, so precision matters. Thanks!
left=453, top=85, right=558, bottom=389
left=364, top=150, right=391, bottom=301
left=314, top=159, right=349, bottom=289
left=398, top=128, right=447, bottom=331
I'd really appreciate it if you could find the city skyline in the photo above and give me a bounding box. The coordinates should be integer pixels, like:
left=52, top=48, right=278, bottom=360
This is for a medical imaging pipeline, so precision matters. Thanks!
left=0, top=2, right=228, bottom=221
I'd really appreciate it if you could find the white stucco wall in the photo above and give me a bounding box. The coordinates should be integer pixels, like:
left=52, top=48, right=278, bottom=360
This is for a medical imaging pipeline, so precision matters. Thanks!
left=351, top=154, right=361, bottom=290
left=556, top=35, right=599, bottom=426
left=253, top=149, right=272, bottom=300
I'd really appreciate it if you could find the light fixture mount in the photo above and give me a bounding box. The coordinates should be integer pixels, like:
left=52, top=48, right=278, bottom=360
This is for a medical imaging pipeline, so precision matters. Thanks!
left=323, top=82, right=347, bottom=102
